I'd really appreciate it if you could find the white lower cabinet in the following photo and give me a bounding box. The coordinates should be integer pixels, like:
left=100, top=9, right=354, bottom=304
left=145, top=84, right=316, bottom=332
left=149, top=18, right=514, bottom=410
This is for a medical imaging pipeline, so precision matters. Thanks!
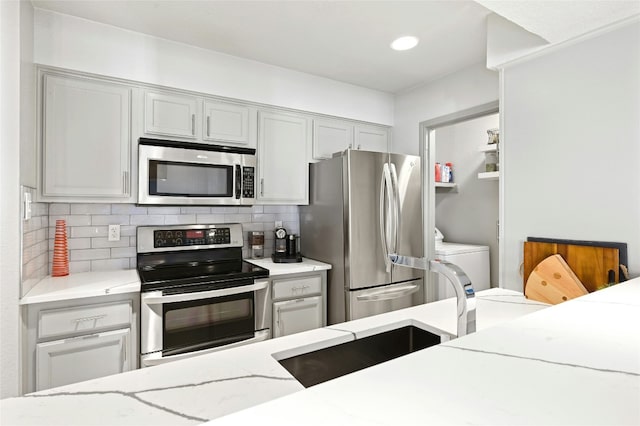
left=36, top=328, right=130, bottom=391
left=26, top=294, right=138, bottom=393
left=270, top=272, right=326, bottom=338
left=273, top=296, right=322, bottom=338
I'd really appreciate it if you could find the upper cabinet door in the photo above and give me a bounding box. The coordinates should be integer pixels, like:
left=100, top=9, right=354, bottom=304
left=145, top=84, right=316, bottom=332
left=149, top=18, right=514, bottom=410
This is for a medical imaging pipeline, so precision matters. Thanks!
left=203, top=100, right=255, bottom=147
left=144, top=91, right=198, bottom=139
left=312, top=118, right=354, bottom=160
left=354, top=124, right=389, bottom=153
left=257, top=111, right=310, bottom=204
left=42, top=74, right=131, bottom=199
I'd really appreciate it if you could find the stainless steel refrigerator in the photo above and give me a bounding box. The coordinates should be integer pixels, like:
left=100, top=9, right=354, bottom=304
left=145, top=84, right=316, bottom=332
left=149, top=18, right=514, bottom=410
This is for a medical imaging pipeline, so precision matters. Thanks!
left=300, top=149, right=424, bottom=325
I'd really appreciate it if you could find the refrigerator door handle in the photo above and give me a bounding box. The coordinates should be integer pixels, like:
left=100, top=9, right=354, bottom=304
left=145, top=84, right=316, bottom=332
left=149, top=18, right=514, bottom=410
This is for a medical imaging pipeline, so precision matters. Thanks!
left=355, top=283, right=420, bottom=301
left=389, top=162, right=401, bottom=254
left=379, top=163, right=393, bottom=273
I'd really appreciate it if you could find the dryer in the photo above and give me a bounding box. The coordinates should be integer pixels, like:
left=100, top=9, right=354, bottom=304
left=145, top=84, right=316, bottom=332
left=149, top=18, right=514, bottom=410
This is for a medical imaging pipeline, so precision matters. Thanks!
left=434, top=229, right=490, bottom=300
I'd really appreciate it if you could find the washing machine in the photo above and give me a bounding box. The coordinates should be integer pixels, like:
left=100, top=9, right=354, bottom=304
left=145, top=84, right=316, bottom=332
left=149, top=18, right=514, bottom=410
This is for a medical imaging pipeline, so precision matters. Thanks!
left=434, top=229, right=490, bottom=300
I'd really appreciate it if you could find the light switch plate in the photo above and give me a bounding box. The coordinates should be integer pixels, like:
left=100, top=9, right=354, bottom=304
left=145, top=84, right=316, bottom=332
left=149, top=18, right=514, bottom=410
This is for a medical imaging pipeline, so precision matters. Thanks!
left=23, top=192, right=32, bottom=221
left=108, top=224, right=121, bottom=241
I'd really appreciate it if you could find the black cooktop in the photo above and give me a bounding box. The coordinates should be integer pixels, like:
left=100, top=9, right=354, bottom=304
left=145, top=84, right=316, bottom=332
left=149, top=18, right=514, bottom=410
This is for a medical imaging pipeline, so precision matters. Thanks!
left=137, top=247, right=269, bottom=292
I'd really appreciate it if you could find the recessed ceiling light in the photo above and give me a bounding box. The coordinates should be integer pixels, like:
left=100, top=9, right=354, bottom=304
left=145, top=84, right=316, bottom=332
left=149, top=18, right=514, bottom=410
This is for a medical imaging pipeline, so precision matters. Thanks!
left=390, top=36, right=419, bottom=51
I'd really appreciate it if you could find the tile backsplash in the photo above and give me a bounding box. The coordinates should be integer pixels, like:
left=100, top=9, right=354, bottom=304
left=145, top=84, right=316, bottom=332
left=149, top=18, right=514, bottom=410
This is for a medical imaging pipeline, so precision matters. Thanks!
left=47, top=204, right=300, bottom=274
left=21, top=187, right=49, bottom=296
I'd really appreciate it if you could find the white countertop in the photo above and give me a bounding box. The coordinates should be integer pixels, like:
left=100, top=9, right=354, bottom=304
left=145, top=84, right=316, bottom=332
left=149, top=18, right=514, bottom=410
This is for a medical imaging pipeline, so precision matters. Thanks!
left=1, top=287, right=551, bottom=425
left=245, top=257, right=331, bottom=276
left=17, top=257, right=330, bottom=305
left=20, top=270, right=141, bottom=305
left=211, top=280, right=640, bottom=426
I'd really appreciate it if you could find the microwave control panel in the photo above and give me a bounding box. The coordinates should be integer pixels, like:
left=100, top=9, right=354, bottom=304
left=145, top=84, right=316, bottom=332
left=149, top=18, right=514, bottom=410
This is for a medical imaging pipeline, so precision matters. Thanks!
left=153, top=227, right=231, bottom=247
left=242, top=166, right=255, bottom=198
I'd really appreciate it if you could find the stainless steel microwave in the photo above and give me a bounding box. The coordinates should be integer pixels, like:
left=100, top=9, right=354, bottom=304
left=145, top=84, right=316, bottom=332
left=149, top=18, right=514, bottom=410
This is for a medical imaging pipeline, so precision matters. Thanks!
left=138, top=138, right=256, bottom=206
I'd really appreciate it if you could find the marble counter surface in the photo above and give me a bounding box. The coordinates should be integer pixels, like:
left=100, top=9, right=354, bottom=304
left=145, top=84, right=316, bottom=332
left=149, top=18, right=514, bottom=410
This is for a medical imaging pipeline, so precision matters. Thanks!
left=244, top=257, right=331, bottom=276
left=1, top=288, right=547, bottom=425
left=20, top=270, right=141, bottom=305
left=210, top=280, right=640, bottom=426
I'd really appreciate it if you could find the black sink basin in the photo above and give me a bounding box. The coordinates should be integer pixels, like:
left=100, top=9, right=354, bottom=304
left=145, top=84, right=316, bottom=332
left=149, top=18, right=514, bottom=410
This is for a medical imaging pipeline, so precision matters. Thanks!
left=277, top=325, right=441, bottom=388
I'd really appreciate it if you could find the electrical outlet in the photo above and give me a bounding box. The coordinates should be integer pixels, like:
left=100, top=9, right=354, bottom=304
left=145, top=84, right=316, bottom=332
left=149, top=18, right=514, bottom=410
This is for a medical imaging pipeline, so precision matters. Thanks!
left=275, top=221, right=283, bottom=228
left=108, top=224, right=121, bottom=241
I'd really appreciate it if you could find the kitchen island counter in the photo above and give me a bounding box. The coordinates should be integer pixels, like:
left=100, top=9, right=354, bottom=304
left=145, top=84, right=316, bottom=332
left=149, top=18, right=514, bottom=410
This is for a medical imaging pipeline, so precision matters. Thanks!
left=210, top=279, right=640, bottom=425
left=5, top=283, right=634, bottom=425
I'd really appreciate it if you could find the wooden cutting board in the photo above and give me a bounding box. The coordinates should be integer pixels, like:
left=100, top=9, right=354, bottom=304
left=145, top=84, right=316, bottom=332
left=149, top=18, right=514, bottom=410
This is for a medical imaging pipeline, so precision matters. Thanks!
left=525, top=254, right=588, bottom=304
left=524, top=241, right=619, bottom=293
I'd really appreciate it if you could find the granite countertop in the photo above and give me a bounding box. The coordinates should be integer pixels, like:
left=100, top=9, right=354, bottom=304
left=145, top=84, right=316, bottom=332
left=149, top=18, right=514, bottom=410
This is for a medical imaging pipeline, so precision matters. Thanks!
left=20, top=270, right=141, bottom=305
left=244, top=257, right=331, bottom=276
left=1, top=288, right=550, bottom=425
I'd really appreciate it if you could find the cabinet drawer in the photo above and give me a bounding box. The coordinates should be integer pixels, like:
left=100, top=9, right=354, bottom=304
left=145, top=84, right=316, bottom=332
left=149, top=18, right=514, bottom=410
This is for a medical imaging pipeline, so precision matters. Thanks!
left=273, top=275, right=322, bottom=300
left=38, top=301, right=131, bottom=339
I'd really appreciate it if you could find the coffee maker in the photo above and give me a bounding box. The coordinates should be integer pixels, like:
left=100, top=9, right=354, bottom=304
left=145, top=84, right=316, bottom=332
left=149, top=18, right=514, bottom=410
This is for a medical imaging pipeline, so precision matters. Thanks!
left=272, top=227, right=302, bottom=263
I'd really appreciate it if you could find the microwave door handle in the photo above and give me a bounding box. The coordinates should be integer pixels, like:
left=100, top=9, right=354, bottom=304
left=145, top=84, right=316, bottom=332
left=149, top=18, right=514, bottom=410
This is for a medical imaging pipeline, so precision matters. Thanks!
left=235, top=164, right=242, bottom=199
left=142, top=280, right=269, bottom=304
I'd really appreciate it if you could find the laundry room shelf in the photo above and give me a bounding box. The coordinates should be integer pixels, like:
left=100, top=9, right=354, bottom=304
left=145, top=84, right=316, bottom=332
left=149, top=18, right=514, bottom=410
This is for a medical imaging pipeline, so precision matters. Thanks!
left=435, top=182, right=458, bottom=192
left=477, top=171, right=499, bottom=180
left=478, top=144, right=498, bottom=153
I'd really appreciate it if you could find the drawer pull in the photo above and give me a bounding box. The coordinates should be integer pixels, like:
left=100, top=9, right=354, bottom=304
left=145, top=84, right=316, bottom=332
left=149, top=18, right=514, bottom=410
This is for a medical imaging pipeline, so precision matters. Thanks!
left=73, top=314, right=107, bottom=324
left=72, top=314, right=107, bottom=330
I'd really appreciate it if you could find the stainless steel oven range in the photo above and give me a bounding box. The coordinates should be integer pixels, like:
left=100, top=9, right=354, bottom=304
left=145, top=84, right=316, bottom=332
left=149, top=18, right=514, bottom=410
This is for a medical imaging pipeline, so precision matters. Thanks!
left=137, top=223, right=270, bottom=367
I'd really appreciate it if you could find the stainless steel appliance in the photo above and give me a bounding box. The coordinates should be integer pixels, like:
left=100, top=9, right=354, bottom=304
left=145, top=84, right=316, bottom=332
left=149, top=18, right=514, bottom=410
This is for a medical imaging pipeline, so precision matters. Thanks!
left=300, top=149, right=424, bottom=324
left=138, top=138, right=256, bottom=206
left=137, top=223, right=270, bottom=367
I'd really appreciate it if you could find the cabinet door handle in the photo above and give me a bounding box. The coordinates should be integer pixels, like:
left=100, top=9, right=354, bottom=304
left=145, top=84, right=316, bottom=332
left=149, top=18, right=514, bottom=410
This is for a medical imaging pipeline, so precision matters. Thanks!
left=348, top=143, right=352, bottom=149
left=122, top=336, right=127, bottom=364
left=260, top=178, right=264, bottom=196
left=357, top=144, right=361, bottom=150
left=191, top=114, right=195, bottom=136
left=206, top=116, right=210, bottom=137
left=123, top=171, right=129, bottom=195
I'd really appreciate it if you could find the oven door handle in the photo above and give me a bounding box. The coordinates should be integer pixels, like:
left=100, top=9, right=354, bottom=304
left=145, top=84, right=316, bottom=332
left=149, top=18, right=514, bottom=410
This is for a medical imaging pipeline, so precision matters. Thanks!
left=142, top=280, right=269, bottom=304
left=141, top=329, right=271, bottom=367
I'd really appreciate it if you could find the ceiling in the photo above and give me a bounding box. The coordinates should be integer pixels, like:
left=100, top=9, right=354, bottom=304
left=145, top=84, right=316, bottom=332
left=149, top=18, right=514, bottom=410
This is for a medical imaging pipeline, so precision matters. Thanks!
left=31, top=1, right=640, bottom=94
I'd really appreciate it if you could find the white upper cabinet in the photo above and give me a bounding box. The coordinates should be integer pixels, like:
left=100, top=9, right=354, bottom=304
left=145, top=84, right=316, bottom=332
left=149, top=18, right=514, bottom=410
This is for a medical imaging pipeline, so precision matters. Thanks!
left=203, top=100, right=256, bottom=147
left=144, top=91, right=199, bottom=139
left=257, top=111, right=310, bottom=204
left=354, top=124, right=389, bottom=152
left=41, top=73, right=132, bottom=201
left=312, top=118, right=354, bottom=160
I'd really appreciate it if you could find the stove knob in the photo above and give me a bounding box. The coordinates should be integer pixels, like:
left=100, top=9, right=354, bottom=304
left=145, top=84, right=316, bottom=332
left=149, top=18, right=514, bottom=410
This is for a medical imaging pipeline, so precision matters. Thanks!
left=155, top=239, right=163, bottom=246
left=175, top=238, right=183, bottom=245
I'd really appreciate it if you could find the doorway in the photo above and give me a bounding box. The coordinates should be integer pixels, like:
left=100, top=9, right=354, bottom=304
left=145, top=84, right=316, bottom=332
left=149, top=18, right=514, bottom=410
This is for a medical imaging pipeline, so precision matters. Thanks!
left=419, top=101, right=500, bottom=302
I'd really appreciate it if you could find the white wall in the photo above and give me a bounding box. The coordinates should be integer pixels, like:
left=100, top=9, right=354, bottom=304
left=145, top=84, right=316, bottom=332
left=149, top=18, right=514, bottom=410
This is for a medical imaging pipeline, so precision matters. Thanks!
left=501, top=20, right=640, bottom=291
left=392, top=63, right=499, bottom=155
left=0, top=0, right=29, bottom=399
left=33, top=9, right=394, bottom=126
left=435, top=114, right=500, bottom=285
left=20, top=0, right=35, bottom=188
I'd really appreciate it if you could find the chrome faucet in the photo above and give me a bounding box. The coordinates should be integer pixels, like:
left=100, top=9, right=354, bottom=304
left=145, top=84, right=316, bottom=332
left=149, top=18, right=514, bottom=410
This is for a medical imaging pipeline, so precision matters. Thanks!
left=388, top=254, right=476, bottom=337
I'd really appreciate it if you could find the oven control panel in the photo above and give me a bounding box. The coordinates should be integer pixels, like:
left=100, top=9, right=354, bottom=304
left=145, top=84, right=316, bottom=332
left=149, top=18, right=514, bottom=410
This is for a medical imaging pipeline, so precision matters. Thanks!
left=153, top=227, right=231, bottom=248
